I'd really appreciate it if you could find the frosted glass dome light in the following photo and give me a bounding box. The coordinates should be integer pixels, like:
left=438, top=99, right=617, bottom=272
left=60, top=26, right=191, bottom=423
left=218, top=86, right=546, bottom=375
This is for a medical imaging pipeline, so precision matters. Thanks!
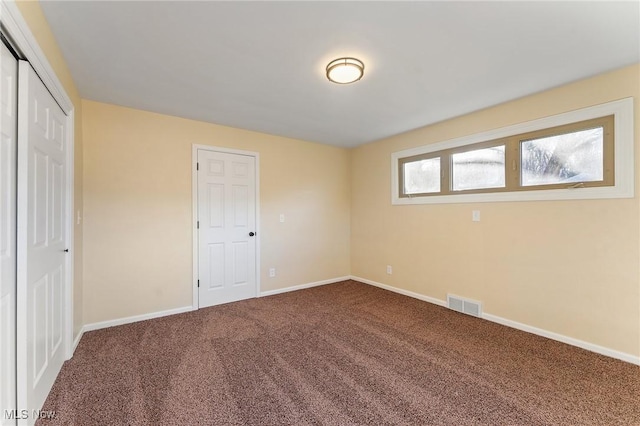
left=326, top=57, right=364, bottom=84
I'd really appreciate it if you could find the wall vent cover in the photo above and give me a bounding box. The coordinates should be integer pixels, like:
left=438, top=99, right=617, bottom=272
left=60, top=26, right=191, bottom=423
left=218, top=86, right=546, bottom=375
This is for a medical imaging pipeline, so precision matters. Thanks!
left=447, top=294, right=482, bottom=318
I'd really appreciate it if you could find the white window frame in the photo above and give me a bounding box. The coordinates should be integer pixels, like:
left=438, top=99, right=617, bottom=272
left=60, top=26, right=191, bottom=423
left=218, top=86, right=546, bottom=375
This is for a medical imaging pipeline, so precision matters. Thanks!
left=391, top=97, right=634, bottom=205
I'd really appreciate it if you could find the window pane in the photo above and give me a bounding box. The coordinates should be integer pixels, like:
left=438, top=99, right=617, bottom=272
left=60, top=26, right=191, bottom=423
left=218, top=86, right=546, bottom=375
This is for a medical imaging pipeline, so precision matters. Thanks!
left=452, top=146, right=505, bottom=191
left=403, top=157, right=440, bottom=194
left=521, top=127, right=604, bottom=186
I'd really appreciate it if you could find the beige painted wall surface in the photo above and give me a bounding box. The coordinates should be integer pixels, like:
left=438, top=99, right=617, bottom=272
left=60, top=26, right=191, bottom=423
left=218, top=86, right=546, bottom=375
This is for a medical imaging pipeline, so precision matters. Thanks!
left=15, top=0, right=84, bottom=338
left=351, top=64, right=640, bottom=357
left=81, top=100, right=350, bottom=324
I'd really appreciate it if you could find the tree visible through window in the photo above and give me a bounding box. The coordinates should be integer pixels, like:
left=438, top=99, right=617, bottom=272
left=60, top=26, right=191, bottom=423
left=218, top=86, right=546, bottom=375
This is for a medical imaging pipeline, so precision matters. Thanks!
left=521, top=127, right=604, bottom=186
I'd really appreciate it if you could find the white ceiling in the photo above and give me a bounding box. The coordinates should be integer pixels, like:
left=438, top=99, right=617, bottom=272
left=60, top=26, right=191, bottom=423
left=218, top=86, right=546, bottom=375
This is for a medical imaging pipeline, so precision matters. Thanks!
left=40, top=1, right=639, bottom=148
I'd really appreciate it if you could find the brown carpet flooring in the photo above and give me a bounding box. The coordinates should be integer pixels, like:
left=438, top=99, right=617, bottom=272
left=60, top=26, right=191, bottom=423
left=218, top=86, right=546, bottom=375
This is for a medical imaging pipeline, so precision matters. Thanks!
left=38, top=280, right=640, bottom=425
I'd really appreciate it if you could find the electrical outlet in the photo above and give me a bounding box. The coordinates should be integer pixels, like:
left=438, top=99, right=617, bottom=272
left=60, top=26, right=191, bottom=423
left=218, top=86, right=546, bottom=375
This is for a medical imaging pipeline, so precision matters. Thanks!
left=472, top=210, right=480, bottom=222
left=279, top=213, right=285, bottom=223
left=386, top=265, right=393, bottom=275
left=269, top=268, right=276, bottom=278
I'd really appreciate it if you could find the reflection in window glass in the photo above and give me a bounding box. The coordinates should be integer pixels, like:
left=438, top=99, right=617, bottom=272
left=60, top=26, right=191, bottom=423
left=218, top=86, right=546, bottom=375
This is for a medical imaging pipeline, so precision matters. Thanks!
left=452, top=146, right=505, bottom=191
left=403, top=157, right=440, bottom=194
left=521, top=128, right=603, bottom=186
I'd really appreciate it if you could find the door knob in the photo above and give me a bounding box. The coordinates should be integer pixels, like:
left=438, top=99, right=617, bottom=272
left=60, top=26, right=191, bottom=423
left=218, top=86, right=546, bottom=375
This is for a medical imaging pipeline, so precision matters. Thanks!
left=249, top=232, right=255, bottom=237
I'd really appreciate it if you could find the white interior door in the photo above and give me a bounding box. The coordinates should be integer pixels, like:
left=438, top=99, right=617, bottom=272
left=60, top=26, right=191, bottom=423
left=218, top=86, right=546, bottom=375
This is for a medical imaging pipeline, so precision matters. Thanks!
left=197, top=149, right=257, bottom=308
left=16, top=61, right=67, bottom=423
left=1, top=42, right=18, bottom=426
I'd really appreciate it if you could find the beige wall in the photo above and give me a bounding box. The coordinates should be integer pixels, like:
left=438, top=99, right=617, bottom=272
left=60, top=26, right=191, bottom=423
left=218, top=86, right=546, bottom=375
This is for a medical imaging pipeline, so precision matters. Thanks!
left=351, top=64, right=640, bottom=357
left=16, top=0, right=84, bottom=338
left=81, top=100, right=351, bottom=324
left=14, top=0, right=640, bottom=360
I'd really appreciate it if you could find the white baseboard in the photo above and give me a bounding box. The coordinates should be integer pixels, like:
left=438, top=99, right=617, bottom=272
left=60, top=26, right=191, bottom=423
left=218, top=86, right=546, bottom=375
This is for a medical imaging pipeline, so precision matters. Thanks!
left=83, top=305, right=195, bottom=333
left=350, top=276, right=640, bottom=366
left=260, top=276, right=351, bottom=297
left=482, top=313, right=640, bottom=365
left=351, top=275, right=447, bottom=307
left=80, top=277, right=350, bottom=337
left=72, top=328, right=83, bottom=353
left=76, top=277, right=639, bottom=365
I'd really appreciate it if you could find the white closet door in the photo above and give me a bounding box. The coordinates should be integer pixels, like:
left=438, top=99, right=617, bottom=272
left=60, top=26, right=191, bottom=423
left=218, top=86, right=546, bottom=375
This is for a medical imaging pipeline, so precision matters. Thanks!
left=16, top=61, right=68, bottom=424
left=0, top=42, right=18, bottom=426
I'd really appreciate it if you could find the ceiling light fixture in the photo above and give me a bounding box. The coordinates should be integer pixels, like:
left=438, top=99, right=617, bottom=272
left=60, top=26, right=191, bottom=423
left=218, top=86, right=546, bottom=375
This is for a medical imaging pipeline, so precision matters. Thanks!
left=326, top=57, right=364, bottom=84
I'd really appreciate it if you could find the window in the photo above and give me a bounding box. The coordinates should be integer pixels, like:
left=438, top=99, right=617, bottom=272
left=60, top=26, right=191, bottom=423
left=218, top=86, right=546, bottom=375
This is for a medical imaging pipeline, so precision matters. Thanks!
left=398, top=116, right=613, bottom=198
left=520, top=125, right=608, bottom=188
left=392, top=98, right=633, bottom=205
left=403, top=156, right=440, bottom=195
left=451, top=144, right=505, bottom=191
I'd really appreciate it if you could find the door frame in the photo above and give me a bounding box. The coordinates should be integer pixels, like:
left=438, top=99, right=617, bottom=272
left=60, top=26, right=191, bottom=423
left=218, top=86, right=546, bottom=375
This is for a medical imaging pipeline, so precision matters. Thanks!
left=1, top=0, right=75, bottom=364
left=192, top=144, right=260, bottom=309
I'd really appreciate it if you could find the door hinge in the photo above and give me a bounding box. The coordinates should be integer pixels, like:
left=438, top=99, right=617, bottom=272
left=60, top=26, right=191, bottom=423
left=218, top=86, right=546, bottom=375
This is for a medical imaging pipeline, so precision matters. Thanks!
left=197, top=221, right=199, bottom=229
left=197, top=279, right=200, bottom=288
left=196, top=162, right=199, bottom=171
